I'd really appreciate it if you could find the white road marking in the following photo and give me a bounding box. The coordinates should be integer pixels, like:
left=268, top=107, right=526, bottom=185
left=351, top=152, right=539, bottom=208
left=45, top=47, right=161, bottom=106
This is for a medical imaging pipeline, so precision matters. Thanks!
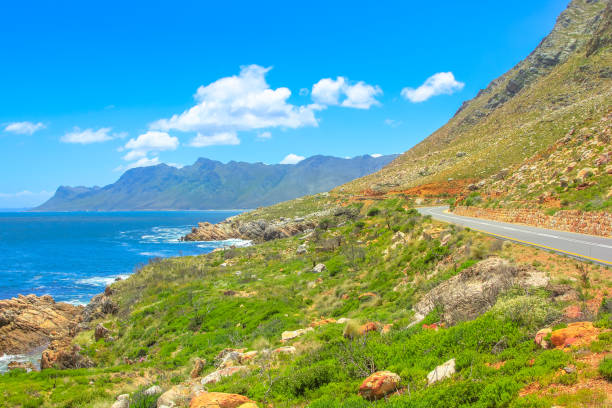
left=421, top=208, right=612, bottom=260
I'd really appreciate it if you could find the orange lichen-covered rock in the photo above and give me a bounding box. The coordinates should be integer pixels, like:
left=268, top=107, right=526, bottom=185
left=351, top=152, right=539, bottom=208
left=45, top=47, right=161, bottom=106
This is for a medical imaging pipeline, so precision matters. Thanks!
left=550, top=322, right=598, bottom=349
left=358, top=371, right=401, bottom=400
left=359, top=322, right=380, bottom=335
left=190, top=392, right=255, bottom=408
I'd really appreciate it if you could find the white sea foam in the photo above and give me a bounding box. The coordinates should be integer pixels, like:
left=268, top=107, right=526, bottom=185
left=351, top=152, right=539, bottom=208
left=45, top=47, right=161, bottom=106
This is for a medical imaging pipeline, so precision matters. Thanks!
left=140, top=226, right=191, bottom=244
left=0, top=349, right=43, bottom=373
left=196, top=238, right=252, bottom=249
left=76, top=274, right=130, bottom=287
left=139, top=251, right=168, bottom=257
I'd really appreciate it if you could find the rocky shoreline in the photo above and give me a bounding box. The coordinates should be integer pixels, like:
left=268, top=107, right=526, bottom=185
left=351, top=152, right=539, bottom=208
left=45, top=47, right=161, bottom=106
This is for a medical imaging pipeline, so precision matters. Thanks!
left=182, top=206, right=358, bottom=243
left=0, top=288, right=119, bottom=372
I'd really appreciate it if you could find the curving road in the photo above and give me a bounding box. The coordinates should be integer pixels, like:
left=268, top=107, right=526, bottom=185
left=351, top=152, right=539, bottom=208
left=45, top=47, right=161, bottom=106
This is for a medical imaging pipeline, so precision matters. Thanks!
left=417, top=206, right=612, bottom=266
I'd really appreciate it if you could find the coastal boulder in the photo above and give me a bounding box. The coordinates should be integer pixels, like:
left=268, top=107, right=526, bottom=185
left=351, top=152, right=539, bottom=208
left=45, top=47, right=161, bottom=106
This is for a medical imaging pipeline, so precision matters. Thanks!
left=83, top=293, right=117, bottom=322
left=0, top=294, right=83, bottom=355
left=190, top=392, right=255, bottom=408
left=7, top=361, right=36, bottom=372
left=94, top=323, right=109, bottom=341
left=40, top=338, right=94, bottom=370
left=358, top=371, right=401, bottom=400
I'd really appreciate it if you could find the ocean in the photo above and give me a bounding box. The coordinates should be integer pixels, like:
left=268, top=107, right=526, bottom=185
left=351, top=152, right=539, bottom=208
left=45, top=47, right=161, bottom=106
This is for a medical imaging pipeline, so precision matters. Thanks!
left=0, top=210, right=247, bottom=304
left=0, top=210, right=248, bottom=372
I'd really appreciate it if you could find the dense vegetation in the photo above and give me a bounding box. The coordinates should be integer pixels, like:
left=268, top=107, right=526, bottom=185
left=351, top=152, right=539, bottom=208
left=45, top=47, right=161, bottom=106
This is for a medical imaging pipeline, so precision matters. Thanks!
left=2, top=197, right=610, bottom=407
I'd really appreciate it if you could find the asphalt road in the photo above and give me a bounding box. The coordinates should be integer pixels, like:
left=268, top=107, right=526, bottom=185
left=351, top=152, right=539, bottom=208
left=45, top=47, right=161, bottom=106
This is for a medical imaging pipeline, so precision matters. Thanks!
left=417, top=206, right=612, bottom=266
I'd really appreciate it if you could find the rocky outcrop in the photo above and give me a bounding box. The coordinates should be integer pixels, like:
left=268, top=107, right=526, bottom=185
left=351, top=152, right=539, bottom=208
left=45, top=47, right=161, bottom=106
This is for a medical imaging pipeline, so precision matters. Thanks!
left=7, top=361, right=36, bottom=372
left=190, top=392, right=255, bottom=408
left=413, top=258, right=549, bottom=325
left=82, top=292, right=118, bottom=322
left=190, top=358, right=205, bottom=378
left=358, top=371, right=401, bottom=400
left=201, top=366, right=249, bottom=385
left=0, top=294, right=83, bottom=355
left=183, top=217, right=316, bottom=243
left=550, top=321, right=599, bottom=349
left=281, top=327, right=313, bottom=342
left=453, top=206, right=612, bottom=238
left=40, top=338, right=94, bottom=369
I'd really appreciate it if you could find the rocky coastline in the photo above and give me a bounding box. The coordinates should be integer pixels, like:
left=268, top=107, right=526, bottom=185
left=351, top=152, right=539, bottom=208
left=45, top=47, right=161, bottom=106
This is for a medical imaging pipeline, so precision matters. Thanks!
left=181, top=205, right=359, bottom=243
left=0, top=288, right=118, bottom=372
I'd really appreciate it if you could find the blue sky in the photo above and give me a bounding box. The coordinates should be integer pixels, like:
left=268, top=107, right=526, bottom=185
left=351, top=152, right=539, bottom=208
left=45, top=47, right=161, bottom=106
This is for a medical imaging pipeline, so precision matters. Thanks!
left=0, top=0, right=569, bottom=207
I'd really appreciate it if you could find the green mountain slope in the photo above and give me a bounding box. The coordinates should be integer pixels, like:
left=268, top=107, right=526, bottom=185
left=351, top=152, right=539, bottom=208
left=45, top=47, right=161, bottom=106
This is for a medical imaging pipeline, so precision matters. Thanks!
left=35, top=154, right=396, bottom=211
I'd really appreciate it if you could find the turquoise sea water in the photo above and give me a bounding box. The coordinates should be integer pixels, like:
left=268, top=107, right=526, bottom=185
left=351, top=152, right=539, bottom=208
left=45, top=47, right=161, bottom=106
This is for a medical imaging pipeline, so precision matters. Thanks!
left=0, top=211, right=246, bottom=305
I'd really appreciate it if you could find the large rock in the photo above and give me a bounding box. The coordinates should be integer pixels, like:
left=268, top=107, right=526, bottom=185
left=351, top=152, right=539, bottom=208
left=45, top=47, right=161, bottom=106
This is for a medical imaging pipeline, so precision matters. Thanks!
left=157, top=385, right=191, bottom=408
left=0, top=294, right=83, bottom=355
left=201, top=366, right=248, bottom=385
left=550, top=321, right=598, bottom=348
left=413, top=258, right=548, bottom=325
left=312, top=263, right=326, bottom=273
left=82, top=292, right=118, bottom=322
left=281, top=327, right=313, bottom=341
left=190, top=358, right=205, bottom=378
left=427, top=358, right=456, bottom=385
left=94, top=323, right=109, bottom=341
left=358, top=371, right=401, bottom=400
left=7, top=361, right=36, bottom=372
left=190, top=392, right=255, bottom=408
left=40, top=338, right=94, bottom=370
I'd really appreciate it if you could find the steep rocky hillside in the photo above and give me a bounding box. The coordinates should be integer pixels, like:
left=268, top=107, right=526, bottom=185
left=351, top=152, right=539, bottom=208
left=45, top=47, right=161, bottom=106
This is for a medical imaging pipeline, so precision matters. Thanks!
left=456, top=111, right=612, bottom=212
left=340, top=0, right=611, bottom=197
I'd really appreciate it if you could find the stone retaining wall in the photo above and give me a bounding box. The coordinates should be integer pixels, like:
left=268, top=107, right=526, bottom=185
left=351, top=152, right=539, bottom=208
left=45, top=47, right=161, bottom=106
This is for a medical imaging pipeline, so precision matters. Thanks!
left=453, top=206, right=612, bottom=238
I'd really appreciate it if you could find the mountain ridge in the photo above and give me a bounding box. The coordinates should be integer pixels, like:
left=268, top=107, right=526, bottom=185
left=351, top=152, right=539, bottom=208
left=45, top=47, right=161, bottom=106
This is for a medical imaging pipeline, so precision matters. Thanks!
left=36, top=154, right=397, bottom=211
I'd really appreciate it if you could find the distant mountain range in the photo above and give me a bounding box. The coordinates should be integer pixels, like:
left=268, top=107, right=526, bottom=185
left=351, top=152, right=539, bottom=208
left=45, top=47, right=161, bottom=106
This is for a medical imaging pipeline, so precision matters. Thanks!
left=36, top=154, right=397, bottom=211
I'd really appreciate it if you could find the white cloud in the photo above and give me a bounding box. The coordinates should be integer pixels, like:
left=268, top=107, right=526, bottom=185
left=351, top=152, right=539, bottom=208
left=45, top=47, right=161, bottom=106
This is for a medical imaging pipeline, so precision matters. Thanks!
left=257, top=131, right=272, bottom=140
left=370, top=153, right=383, bottom=158
left=120, top=131, right=179, bottom=168
left=115, top=156, right=162, bottom=172
left=151, top=65, right=318, bottom=139
left=299, top=88, right=309, bottom=96
left=311, top=77, right=382, bottom=109
left=189, top=131, right=240, bottom=147
left=280, top=153, right=305, bottom=164
left=61, top=127, right=122, bottom=144
left=384, top=119, right=402, bottom=128
left=4, top=121, right=45, bottom=135
left=124, top=131, right=178, bottom=152
left=401, top=72, right=464, bottom=103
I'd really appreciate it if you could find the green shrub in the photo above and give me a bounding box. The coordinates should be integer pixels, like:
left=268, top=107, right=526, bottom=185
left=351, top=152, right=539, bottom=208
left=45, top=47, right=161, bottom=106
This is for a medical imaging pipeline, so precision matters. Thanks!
left=129, top=388, right=160, bottom=408
left=599, top=357, right=612, bottom=381
left=491, top=295, right=561, bottom=331
left=367, top=208, right=380, bottom=217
